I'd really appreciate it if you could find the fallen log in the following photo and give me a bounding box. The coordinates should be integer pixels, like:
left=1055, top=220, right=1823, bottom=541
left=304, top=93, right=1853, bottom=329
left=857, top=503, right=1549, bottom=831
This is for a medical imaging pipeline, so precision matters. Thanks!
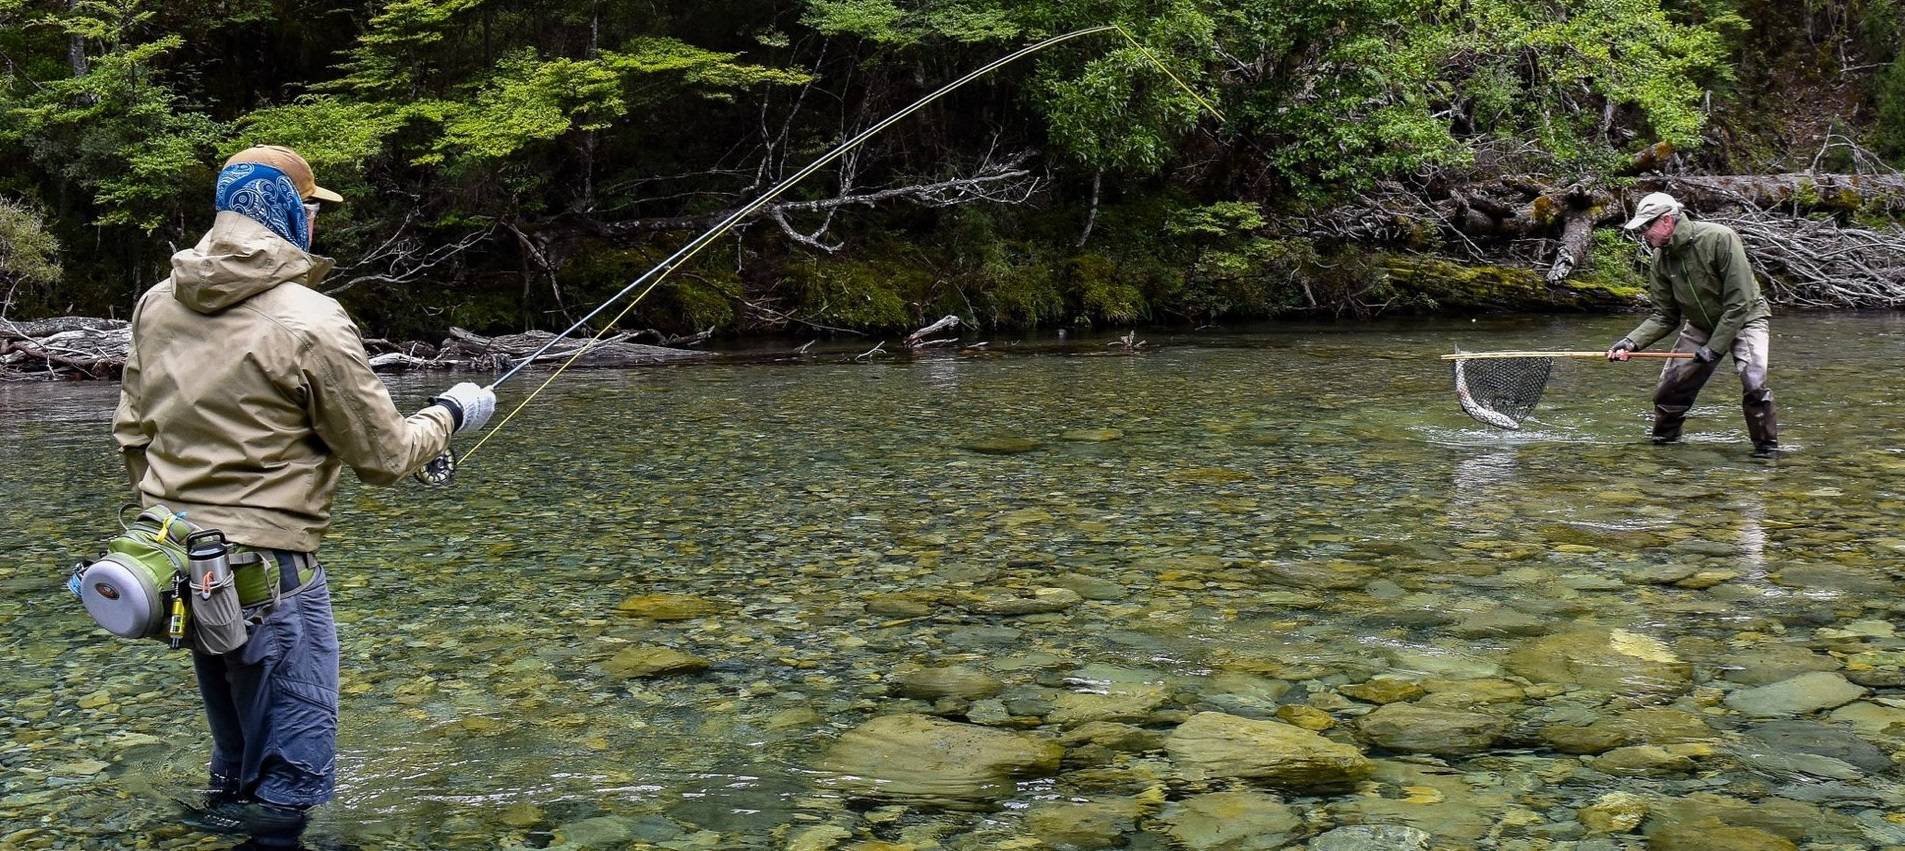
left=1380, top=255, right=1642, bottom=312
left=1314, top=166, right=1905, bottom=305
left=439, top=327, right=716, bottom=368
left=0, top=317, right=131, bottom=379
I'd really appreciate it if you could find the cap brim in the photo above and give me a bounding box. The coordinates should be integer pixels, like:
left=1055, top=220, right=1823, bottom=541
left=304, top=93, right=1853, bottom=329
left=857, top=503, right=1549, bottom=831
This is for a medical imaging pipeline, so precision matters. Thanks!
left=309, top=186, right=344, bottom=203
left=1622, top=212, right=1658, bottom=231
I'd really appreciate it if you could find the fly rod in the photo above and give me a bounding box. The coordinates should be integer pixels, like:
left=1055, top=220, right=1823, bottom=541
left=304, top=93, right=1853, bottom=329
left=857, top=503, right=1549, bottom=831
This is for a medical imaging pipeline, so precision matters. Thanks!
left=426, top=24, right=1225, bottom=481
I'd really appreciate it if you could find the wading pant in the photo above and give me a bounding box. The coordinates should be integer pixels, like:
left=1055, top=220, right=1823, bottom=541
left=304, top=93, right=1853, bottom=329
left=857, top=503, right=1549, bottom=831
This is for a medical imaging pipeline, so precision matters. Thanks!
left=192, top=555, right=338, bottom=811
left=1652, top=318, right=1777, bottom=449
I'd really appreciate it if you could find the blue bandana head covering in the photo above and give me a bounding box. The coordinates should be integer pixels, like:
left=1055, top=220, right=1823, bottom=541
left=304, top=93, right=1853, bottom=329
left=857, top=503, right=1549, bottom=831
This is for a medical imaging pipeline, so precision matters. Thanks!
left=215, top=162, right=310, bottom=251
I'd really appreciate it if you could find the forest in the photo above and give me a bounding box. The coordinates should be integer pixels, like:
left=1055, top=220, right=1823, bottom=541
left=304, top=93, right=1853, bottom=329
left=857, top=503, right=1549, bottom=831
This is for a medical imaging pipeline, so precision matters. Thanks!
left=3, top=0, right=1904, bottom=344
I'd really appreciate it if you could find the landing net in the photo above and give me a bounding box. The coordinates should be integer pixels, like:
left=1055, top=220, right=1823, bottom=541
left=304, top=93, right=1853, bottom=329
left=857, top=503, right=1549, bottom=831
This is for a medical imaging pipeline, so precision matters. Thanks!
left=1450, top=354, right=1554, bottom=430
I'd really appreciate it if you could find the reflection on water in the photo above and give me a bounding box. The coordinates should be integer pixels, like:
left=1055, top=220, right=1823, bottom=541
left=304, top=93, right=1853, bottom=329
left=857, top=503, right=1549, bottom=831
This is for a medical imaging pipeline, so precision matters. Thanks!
left=4, top=313, right=1905, bottom=848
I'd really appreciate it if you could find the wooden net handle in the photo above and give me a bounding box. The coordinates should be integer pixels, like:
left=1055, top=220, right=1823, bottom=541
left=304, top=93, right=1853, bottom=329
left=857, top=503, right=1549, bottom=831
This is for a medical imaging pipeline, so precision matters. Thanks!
left=1439, top=351, right=1696, bottom=360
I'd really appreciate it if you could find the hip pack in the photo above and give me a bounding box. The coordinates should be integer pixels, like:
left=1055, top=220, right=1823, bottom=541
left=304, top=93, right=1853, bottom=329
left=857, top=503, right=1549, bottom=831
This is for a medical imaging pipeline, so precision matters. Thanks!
left=68, top=504, right=248, bottom=653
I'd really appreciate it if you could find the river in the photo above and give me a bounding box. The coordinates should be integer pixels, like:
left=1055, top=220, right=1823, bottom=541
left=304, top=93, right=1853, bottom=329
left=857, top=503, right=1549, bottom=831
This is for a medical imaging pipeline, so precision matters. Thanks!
left=3, top=313, right=1904, bottom=849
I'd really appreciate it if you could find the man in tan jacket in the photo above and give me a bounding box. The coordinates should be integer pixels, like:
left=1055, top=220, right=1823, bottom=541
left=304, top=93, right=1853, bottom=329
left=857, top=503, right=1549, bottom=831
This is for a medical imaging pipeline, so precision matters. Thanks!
left=113, top=145, right=494, bottom=845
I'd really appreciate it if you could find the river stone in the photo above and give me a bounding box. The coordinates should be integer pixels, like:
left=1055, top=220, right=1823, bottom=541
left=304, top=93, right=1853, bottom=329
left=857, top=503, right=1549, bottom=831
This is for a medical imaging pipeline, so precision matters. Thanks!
left=1648, top=823, right=1795, bottom=851
left=1723, top=671, right=1866, bottom=717
left=1356, top=704, right=1506, bottom=756
left=1165, top=711, right=1372, bottom=789
left=1052, top=573, right=1128, bottom=601
left=1843, top=649, right=1905, bottom=687
left=1416, top=677, right=1526, bottom=707
left=601, top=645, right=708, bottom=678
left=553, top=815, right=638, bottom=849
left=1578, top=791, right=1647, bottom=834
left=1340, top=677, right=1424, bottom=705
left=1829, top=700, right=1905, bottom=736
left=1744, top=720, right=1892, bottom=772
left=1159, top=791, right=1300, bottom=850
left=1060, top=428, right=1124, bottom=442
left=1276, top=704, right=1334, bottom=731
left=785, top=824, right=853, bottom=851
left=614, top=593, right=724, bottom=621
left=1589, top=744, right=1697, bottom=777
left=1502, top=628, right=1692, bottom=699
left=816, top=713, right=1062, bottom=804
left=1049, top=683, right=1169, bottom=725
left=1450, top=608, right=1550, bottom=638
left=1058, top=722, right=1165, bottom=752
left=962, top=587, right=1083, bottom=616
left=1541, top=722, right=1629, bottom=754
left=1723, top=644, right=1843, bottom=686
left=960, top=436, right=1040, bottom=454
left=1644, top=792, right=1854, bottom=846
left=1305, top=824, right=1432, bottom=851
left=1260, top=560, right=1378, bottom=590
left=892, top=666, right=1003, bottom=701
left=1024, top=798, right=1142, bottom=850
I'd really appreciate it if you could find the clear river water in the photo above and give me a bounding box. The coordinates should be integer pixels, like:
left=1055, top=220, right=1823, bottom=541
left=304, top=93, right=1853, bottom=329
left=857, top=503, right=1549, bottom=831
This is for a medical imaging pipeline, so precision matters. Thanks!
left=4, top=313, right=1905, bottom=850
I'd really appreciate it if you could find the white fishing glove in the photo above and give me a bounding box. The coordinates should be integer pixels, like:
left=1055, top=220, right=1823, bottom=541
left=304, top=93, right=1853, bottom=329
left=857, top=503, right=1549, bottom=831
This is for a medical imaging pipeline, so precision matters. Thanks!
left=432, top=382, right=496, bottom=434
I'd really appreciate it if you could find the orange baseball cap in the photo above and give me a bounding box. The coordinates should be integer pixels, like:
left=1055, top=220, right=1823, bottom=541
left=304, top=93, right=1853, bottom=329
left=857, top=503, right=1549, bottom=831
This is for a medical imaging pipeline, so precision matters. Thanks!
left=223, top=145, right=344, bottom=203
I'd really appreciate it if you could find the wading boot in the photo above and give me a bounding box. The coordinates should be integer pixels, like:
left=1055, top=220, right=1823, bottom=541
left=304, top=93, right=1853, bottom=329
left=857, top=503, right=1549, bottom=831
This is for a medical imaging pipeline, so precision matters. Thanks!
left=1752, top=442, right=1781, bottom=459
left=181, top=801, right=308, bottom=847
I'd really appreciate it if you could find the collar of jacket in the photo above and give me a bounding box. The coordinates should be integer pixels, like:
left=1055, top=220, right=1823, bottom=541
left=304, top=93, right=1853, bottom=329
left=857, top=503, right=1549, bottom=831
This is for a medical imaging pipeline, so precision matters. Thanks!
left=169, top=211, right=336, bottom=315
left=1664, top=218, right=1698, bottom=254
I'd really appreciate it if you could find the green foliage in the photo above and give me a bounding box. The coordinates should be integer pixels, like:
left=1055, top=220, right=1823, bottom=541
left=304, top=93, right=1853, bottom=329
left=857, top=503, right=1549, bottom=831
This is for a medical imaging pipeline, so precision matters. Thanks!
left=3, top=0, right=225, bottom=232
left=1576, top=228, right=1650, bottom=294
left=1879, top=58, right=1905, bottom=159
left=0, top=197, right=62, bottom=306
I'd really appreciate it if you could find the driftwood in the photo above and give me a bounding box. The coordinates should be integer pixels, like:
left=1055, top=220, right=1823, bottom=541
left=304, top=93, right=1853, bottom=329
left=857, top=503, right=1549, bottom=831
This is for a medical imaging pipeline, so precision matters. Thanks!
left=0, top=317, right=130, bottom=379
left=436, top=327, right=715, bottom=369
left=1314, top=161, right=1905, bottom=308
left=904, top=315, right=961, bottom=347
left=0, top=317, right=715, bottom=380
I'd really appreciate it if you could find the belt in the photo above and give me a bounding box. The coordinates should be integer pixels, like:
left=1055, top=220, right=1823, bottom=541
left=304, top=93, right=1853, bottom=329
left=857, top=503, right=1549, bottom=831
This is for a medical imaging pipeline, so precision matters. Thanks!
left=228, top=548, right=318, bottom=607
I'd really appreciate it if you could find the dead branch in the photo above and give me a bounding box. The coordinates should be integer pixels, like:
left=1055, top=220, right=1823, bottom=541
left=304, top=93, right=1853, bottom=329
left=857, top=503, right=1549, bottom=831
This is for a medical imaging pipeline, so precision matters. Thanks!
left=904, top=314, right=961, bottom=347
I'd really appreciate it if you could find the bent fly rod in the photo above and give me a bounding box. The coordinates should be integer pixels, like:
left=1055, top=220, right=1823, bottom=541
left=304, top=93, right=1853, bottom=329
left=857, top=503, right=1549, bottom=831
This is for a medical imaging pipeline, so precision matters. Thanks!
left=416, top=24, right=1225, bottom=484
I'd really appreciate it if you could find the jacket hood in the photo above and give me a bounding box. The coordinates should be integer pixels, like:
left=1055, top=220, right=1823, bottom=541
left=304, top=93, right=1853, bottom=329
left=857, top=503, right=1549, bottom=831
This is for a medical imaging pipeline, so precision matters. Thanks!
left=170, top=211, right=334, bottom=314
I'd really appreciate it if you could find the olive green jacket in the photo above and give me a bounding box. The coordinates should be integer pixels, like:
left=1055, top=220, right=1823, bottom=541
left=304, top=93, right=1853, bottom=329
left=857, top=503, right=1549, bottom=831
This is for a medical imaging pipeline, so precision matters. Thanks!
left=113, top=212, right=454, bottom=552
left=1624, top=219, right=1772, bottom=354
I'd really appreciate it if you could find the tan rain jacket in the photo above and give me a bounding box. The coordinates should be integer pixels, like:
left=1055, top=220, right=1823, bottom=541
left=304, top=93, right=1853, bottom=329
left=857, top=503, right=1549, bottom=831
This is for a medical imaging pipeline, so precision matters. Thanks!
left=114, top=212, right=454, bottom=552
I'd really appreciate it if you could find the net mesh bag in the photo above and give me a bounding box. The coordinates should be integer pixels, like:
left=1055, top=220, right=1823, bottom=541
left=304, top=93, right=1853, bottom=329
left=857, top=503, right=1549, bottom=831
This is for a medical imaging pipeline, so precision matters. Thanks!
left=1450, top=355, right=1554, bottom=430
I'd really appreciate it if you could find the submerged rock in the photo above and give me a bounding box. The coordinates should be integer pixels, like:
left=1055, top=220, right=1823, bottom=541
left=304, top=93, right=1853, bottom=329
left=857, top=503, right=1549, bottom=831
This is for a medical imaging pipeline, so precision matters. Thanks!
left=1048, top=683, right=1169, bottom=725
left=1305, top=825, right=1432, bottom=851
left=1723, top=672, right=1866, bottom=718
left=1355, top=704, right=1506, bottom=756
left=1502, top=628, right=1692, bottom=700
left=816, top=713, right=1062, bottom=805
left=1024, top=797, right=1145, bottom=850
left=961, top=587, right=1083, bottom=616
left=613, top=593, right=724, bottom=621
left=1723, top=644, right=1843, bottom=686
left=1340, top=677, right=1425, bottom=705
left=601, top=645, right=709, bottom=679
left=960, top=437, right=1041, bottom=455
left=1578, top=791, right=1647, bottom=835
left=1060, top=428, right=1125, bottom=442
left=1165, top=711, right=1371, bottom=789
left=1158, top=791, right=1300, bottom=851
left=892, top=666, right=1003, bottom=702
left=1648, top=823, right=1795, bottom=851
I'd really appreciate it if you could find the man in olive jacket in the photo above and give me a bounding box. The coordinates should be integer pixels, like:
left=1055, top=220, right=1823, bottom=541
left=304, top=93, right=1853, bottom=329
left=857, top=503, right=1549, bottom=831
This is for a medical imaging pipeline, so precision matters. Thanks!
left=1606, top=192, right=1778, bottom=457
left=113, top=145, right=496, bottom=845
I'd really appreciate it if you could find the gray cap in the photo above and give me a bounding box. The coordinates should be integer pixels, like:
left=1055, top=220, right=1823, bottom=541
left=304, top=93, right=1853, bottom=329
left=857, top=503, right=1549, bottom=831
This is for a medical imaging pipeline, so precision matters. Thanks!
left=1623, top=192, right=1682, bottom=230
